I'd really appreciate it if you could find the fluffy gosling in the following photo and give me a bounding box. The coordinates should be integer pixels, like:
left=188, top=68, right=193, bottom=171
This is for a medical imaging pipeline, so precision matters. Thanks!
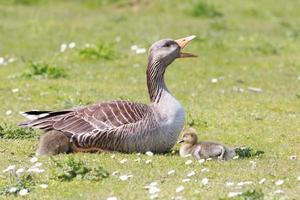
left=179, top=128, right=235, bottom=160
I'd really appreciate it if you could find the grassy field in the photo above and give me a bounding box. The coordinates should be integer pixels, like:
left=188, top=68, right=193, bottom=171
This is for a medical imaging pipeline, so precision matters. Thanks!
left=0, top=0, right=300, bottom=199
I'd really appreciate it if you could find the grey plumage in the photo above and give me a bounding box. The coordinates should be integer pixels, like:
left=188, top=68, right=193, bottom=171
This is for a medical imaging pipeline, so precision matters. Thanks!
left=19, top=36, right=197, bottom=155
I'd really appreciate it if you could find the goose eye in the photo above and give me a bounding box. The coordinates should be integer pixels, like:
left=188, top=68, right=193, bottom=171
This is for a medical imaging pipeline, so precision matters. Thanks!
left=163, top=43, right=171, bottom=48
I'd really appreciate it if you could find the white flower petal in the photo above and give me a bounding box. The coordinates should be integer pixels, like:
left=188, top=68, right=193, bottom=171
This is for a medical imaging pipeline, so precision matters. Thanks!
left=148, top=187, right=160, bottom=194
left=149, top=194, right=159, bottom=199
left=233, top=155, right=239, bottom=160
left=30, top=157, right=38, bottom=163
left=68, top=42, right=76, bottom=49
left=131, top=45, right=138, bottom=51
left=112, top=171, right=119, bottom=176
left=289, top=155, right=297, bottom=160
left=201, top=178, right=209, bottom=186
left=201, top=168, right=209, bottom=172
left=228, top=191, right=242, bottom=198
left=198, top=159, right=205, bottom=164
left=136, top=48, right=146, bottom=54
left=12, top=88, right=19, bottom=93
left=185, top=160, right=192, bottom=165
left=211, top=78, right=218, bottom=83
left=119, top=158, right=128, bottom=164
left=275, top=179, right=284, bottom=186
left=40, top=184, right=48, bottom=189
left=107, top=197, right=117, bottom=200
left=34, top=162, right=43, bottom=167
left=5, top=110, right=12, bottom=116
left=16, top=168, right=25, bottom=175
left=187, top=171, right=196, bottom=177
left=8, top=57, right=15, bottom=63
left=297, top=176, right=300, bottom=181
left=259, top=178, right=266, bottom=184
left=145, top=159, right=152, bottom=164
left=60, top=43, right=67, bottom=52
left=167, top=169, right=175, bottom=175
left=176, top=186, right=184, bottom=193
left=119, top=174, right=132, bottom=181
left=8, top=187, right=17, bottom=193
left=225, top=182, right=234, bottom=187
left=237, top=181, right=253, bottom=186
left=145, top=151, right=154, bottom=156
left=18, top=188, right=28, bottom=196
left=3, top=165, right=16, bottom=172
left=182, top=178, right=190, bottom=183
left=0, top=57, right=4, bottom=65
left=274, top=189, right=284, bottom=194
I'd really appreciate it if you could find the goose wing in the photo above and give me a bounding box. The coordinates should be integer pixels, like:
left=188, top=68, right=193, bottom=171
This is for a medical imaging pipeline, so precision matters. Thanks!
left=20, top=100, right=150, bottom=140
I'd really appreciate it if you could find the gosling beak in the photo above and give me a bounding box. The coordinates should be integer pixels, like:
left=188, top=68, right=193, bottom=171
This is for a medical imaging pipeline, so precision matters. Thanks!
left=178, top=139, right=184, bottom=144
left=175, top=35, right=197, bottom=58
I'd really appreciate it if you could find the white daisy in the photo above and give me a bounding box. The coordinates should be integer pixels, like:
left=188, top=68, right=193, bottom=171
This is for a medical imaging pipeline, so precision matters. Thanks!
left=3, top=165, right=16, bottom=172
left=182, top=178, right=190, bottom=183
left=201, top=168, right=209, bottom=172
left=227, top=191, right=242, bottom=198
left=11, top=88, right=19, bottom=93
left=275, top=179, right=284, bottom=186
left=18, top=188, right=28, bottom=196
left=259, top=178, right=266, bottom=184
left=225, top=182, right=234, bottom=187
left=60, top=43, right=67, bottom=52
left=0, top=57, right=4, bottom=65
left=201, top=178, right=209, bottom=186
left=145, top=151, right=154, bottom=156
left=176, top=186, right=184, bottom=193
left=8, top=187, right=18, bottom=193
left=5, top=110, right=12, bottom=116
left=68, top=42, right=76, bottom=49
left=16, top=168, right=25, bottom=175
left=119, top=174, right=132, bottom=181
left=185, top=160, right=192, bottom=165
left=167, top=169, right=175, bottom=175
left=106, top=197, right=117, bottom=200
left=145, top=159, right=152, bottom=164
left=237, top=181, right=253, bottom=186
left=187, top=171, right=196, bottom=177
left=30, top=157, right=38, bottom=163
left=211, top=78, right=218, bottom=83
left=198, top=159, right=205, bottom=164
left=119, top=158, right=128, bottom=164
left=40, top=184, right=48, bottom=189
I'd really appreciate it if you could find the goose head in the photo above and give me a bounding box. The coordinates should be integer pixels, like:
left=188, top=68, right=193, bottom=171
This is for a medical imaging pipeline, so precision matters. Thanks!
left=148, top=35, right=197, bottom=67
left=178, top=128, right=198, bottom=145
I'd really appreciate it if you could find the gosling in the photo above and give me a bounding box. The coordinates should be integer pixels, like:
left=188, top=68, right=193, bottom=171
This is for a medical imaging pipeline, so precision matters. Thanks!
left=36, top=131, right=109, bottom=156
left=178, top=128, right=235, bottom=160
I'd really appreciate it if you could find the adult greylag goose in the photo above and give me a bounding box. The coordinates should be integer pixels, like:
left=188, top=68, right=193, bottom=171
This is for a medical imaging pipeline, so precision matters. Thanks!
left=19, top=35, right=197, bottom=155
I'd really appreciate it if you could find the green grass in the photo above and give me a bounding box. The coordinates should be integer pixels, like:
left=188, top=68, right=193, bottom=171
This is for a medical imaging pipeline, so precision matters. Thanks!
left=0, top=0, right=300, bottom=199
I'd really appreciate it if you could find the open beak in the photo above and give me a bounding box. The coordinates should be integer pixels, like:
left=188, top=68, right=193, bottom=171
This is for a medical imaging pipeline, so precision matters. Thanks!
left=178, top=139, right=184, bottom=144
left=175, top=35, right=197, bottom=58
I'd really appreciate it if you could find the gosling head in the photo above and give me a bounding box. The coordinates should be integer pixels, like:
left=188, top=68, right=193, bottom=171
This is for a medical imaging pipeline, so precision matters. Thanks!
left=148, top=35, right=197, bottom=67
left=178, top=128, right=198, bottom=145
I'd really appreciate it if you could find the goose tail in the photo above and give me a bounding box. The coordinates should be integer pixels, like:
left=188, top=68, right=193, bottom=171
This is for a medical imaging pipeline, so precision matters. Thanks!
left=19, top=110, right=71, bottom=129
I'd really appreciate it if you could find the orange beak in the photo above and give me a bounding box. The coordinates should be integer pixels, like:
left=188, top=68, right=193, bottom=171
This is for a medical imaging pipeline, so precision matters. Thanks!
left=175, top=35, right=197, bottom=58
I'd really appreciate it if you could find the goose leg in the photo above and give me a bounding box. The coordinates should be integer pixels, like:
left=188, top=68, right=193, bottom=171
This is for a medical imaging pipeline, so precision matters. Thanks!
left=217, top=146, right=226, bottom=161
left=71, top=145, right=111, bottom=153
